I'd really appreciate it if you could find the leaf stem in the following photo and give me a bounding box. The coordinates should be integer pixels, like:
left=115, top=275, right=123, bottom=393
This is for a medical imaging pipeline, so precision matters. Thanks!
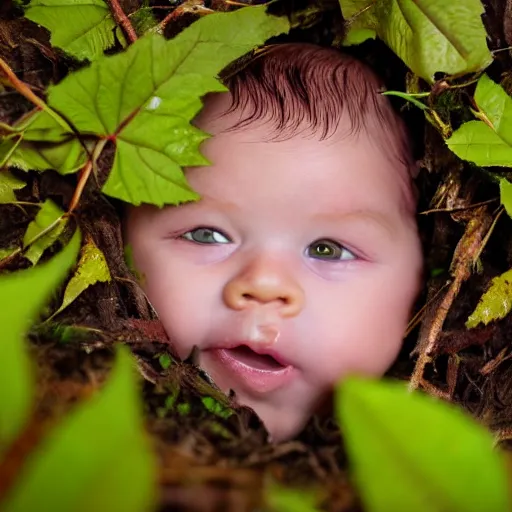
left=108, top=0, right=138, bottom=43
left=157, top=3, right=213, bottom=33
left=67, top=139, right=108, bottom=214
left=0, top=57, right=71, bottom=133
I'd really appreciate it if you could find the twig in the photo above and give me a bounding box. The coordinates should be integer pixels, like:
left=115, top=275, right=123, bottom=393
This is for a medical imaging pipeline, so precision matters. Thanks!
left=0, top=57, right=71, bottom=132
left=157, top=1, right=213, bottom=33
left=67, top=139, right=107, bottom=214
left=419, top=198, right=498, bottom=215
left=408, top=207, right=492, bottom=392
left=108, top=0, right=138, bottom=43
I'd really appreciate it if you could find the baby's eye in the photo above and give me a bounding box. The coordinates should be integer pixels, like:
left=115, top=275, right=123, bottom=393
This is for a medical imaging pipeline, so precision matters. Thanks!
left=307, top=239, right=356, bottom=261
left=181, top=227, right=231, bottom=244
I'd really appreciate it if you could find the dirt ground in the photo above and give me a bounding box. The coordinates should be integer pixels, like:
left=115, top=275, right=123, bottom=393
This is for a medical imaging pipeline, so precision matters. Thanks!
left=1, top=0, right=512, bottom=510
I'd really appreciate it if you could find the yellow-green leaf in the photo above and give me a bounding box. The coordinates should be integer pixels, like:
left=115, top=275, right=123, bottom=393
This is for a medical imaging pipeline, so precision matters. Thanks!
left=337, top=377, right=510, bottom=512
left=466, top=268, right=512, bottom=328
left=1, top=347, right=157, bottom=512
left=474, top=74, right=512, bottom=146
left=339, top=0, right=492, bottom=82
left=0, top=231, right=80, bottom=454
left=52, top=236, right=111, bottom=317
left=446, top=76, right=512, bottom=167
left=446, top=120, right=512, bottom=167
left=0, top=171, right=26, bottom=203
left=500, top=178, right=512, bottom=219
left=23, top=199, right=67, bottom=265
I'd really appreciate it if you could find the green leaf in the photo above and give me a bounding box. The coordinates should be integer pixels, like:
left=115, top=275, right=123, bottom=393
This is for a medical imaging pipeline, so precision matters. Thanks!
left=51, top=236, right=111, bottom=317
left=266, top=482, right=320, bottom=512
left=3, top=110, right=86, bottom=174
left=474, top=74, right=512, bottom=146
left=466, top=267, right=512, bottom=328
left=339, top=0, right=492, bottom=82
left=1, top=346, right=157, bottom=512
left=337, top=377, right=510, bottom=512
left=445, top=120, right=512, bottom=167
left=0, top=171, right=26, bottom=203
left=23, top=199, right=67, bottom=265
left=46, top=6, right=290, bottom=206
left=343, top=27, right=376, bottom=46
left=25, top=0, right=116, bottom=61
left=382, top=90, right=429, bottom=111
left=500, top=178, right=512, bottom=219
left=0, top=230, right=80, bottom=453
left=158, top=353, right=172, bottom=370
left=201, top=396, right=233, bottom=419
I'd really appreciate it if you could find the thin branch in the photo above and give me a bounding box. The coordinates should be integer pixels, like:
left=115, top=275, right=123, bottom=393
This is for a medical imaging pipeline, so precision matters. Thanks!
left=108, top=0, right=138, bottom=43
left=67, top=139, right=108, bottom=214
left=0, top=57, right=71, bottom=132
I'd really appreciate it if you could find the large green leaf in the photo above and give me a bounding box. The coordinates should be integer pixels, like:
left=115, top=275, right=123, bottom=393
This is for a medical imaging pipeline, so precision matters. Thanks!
left=0, top=230, right=80, bottom=453
left=25, top=0, right=116, bottom=61
left=46, top=6, right=290, bottom=206
left=23, top=199, right=67, bottom=265
left=466, top=267, right=512, bottom=328
left=1, top=347, right=157, bottom=512
left=337, top=377, right=509, bottom=512
left=446, top=75, right=512, bottom=167
left=339, top=0, right=492, bottom=82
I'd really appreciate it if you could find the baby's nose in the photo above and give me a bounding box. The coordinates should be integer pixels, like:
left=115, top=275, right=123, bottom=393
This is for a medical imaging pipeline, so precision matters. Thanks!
left=223, top=255, right=305, bottom=317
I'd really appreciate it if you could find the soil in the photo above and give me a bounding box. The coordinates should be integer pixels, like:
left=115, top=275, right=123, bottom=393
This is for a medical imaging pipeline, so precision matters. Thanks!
left=1, top=0, right=512, bottom=510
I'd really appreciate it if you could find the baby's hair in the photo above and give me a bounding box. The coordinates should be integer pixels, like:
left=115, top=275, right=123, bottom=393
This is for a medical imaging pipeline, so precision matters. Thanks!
left=217, top=43, right=417, bottom=212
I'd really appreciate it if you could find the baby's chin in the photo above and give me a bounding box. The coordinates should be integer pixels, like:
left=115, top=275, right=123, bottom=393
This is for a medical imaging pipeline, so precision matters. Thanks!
left=241, top=398, right=311, bottom=443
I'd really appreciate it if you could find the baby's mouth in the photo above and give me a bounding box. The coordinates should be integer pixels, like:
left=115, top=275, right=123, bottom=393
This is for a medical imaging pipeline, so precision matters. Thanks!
left=227, top=345, right=285, bottom=370
left=204, top=344, right=295, bottom=394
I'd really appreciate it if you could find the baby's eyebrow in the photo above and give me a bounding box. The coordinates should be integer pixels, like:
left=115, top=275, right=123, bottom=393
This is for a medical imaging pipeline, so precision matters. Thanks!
left=312, top=210, right=395, bottom=237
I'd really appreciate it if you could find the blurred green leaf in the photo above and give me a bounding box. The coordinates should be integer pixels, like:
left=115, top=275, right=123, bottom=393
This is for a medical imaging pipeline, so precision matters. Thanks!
left=1, top=346, right=157, bottom=512
left=266, top=482, right=320, bottom=512
left=466, top=267, right=512, bottom=328
left=46, top=6, right=290, bottom=206
left=339, top=0, right=492, bottom=82
left=158, top=353, right=172, bottom=370
left=201, top=396, right=233, bottom=419
left=0, top=230, right=80, bottom=454
left=51, top=236, right=111, bottom=318
left=25, top=0, right=116, bottom=61
left=23, top=199, right=67, bottom=265
left=0, top=171, right=26, bottom=203
left=337, top=377, right=510, bottom=512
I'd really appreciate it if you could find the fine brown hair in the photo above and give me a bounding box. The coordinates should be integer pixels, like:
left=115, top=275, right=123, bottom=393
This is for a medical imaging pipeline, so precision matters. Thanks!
left=218, top=43, right=417, bottom=211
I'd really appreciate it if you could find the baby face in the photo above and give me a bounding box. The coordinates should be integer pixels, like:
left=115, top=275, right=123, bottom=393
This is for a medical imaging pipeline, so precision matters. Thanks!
left=126, top=100, right=422, bottom=442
